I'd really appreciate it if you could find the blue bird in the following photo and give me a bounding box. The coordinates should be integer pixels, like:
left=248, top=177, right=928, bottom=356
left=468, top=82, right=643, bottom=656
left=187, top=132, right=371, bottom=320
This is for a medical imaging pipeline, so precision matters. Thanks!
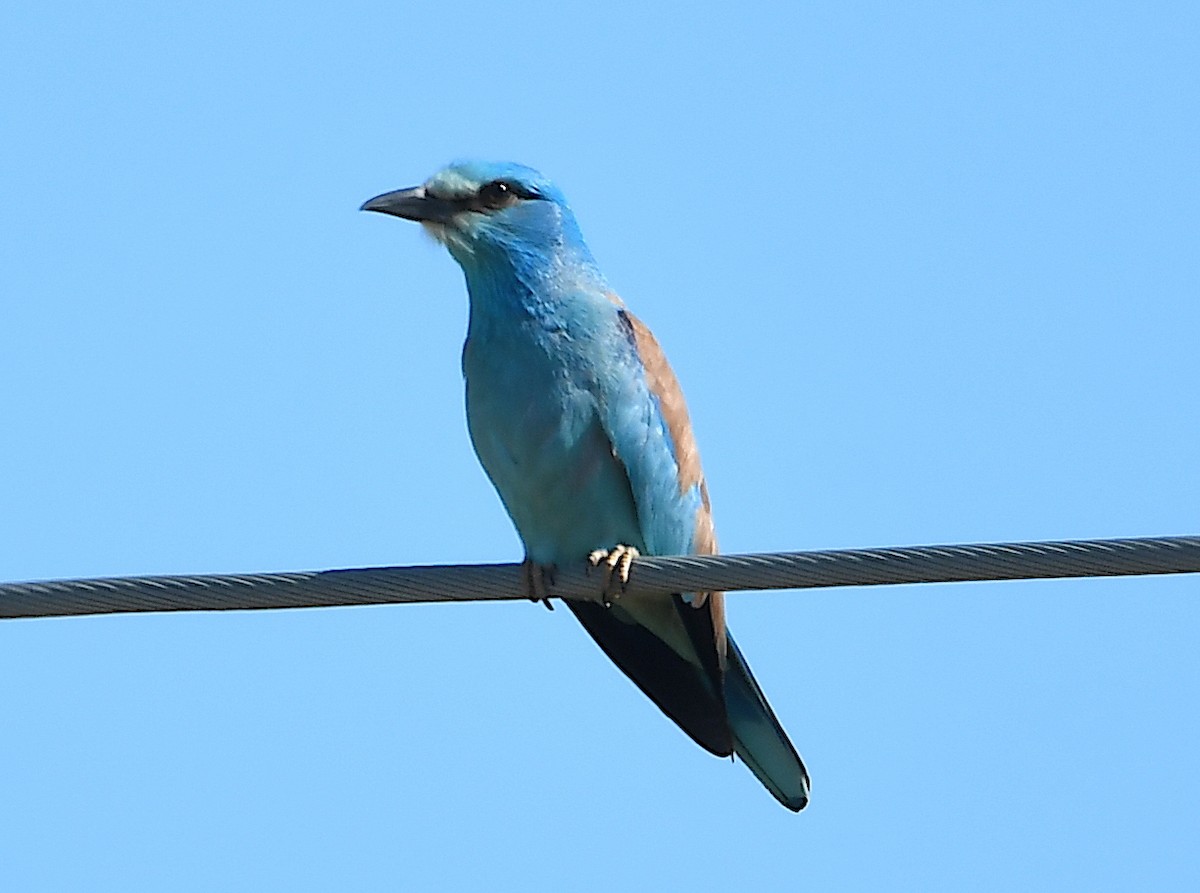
left=362, top=161, right=810, bottom=811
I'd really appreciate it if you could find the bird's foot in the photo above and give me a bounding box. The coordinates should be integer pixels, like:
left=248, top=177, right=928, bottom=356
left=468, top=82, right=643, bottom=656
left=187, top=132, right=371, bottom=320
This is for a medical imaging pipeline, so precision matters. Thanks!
left=521, top=559, right=556, bottom=611
left=587, top=545, right=640, bottom=607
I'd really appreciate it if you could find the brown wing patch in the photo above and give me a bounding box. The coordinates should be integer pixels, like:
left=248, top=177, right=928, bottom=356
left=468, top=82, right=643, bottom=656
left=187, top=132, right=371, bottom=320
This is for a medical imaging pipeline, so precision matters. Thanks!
left=621, top=311, right=705, bottom=497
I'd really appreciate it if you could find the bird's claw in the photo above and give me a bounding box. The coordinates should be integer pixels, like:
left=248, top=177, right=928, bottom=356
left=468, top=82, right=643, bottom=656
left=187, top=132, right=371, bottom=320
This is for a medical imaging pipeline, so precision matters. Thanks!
left=521, top=559, right=556, bottom=611
left=587, top=545, right=640, bottom=607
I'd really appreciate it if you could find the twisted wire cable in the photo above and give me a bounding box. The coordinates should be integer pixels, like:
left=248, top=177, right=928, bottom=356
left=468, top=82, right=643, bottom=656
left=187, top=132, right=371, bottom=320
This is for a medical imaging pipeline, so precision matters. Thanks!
left=2, top=534, right=1198, bottom=621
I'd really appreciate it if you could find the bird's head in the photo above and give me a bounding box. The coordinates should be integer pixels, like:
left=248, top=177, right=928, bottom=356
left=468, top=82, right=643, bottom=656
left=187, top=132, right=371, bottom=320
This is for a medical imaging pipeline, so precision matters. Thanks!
left=361, top=161, right=594, bottom=278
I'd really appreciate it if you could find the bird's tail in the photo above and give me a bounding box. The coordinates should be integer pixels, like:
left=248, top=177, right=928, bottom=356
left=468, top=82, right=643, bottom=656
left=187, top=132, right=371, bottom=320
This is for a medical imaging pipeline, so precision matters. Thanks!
left=724, top=633, right=811, bottom=811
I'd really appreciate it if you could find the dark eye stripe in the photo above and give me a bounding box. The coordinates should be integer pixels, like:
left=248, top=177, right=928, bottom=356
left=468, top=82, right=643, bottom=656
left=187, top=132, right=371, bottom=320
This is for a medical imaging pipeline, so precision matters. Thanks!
left=478, top=181, right=512, bottom=207
left=478, top=179, right=541, bottom=207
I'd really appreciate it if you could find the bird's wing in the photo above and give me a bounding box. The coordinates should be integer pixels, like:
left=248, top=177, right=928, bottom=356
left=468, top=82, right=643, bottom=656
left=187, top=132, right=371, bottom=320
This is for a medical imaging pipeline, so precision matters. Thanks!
left=601, top=307, right=717, bottom=559
left=599, top=303, right=810, bottom=809
left=563, top=301, right=732, bottom=754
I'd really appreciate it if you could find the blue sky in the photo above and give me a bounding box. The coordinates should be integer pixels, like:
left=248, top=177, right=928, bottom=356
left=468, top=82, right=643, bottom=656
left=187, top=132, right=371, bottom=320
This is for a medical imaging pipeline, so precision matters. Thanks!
left=3, top=2, right=1198, bottom=889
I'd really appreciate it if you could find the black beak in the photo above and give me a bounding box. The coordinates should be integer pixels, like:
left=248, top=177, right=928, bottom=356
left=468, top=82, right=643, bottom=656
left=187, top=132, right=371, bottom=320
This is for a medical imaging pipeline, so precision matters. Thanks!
left=360, top=186, right=458, bottom=223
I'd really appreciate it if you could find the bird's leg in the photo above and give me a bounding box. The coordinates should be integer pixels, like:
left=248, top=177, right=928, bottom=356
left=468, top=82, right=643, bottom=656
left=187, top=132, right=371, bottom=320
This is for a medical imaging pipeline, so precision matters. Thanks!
left=521, top=559, right=556, bottom=611
left=587, top=544, right=641, bottom=607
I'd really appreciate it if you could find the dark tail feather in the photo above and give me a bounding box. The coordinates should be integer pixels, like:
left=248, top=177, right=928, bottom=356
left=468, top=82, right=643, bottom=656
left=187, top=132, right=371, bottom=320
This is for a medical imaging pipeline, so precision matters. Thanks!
left=565, top=599, right=733, bottom=756
left=724, top=633, right=811, bottom=811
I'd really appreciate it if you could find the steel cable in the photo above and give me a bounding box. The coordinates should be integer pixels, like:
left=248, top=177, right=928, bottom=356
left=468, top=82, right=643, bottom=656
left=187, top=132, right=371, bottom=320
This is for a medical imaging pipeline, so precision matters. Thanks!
left=2, top=534, right=1198, bottom=620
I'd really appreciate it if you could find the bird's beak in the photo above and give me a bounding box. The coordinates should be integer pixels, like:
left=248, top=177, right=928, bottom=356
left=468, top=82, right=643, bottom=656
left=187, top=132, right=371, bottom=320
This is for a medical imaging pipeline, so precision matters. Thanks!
left=360, top=186, right=458, bottom=223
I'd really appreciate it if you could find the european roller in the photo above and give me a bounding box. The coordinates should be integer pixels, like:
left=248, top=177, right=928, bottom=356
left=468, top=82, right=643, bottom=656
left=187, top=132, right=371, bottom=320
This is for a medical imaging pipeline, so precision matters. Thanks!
left=362, top=161, right=810, bottom=811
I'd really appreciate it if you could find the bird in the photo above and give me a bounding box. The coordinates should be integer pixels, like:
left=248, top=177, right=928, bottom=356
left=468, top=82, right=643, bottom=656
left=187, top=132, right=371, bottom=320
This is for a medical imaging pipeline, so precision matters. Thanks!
left=362, top=161, right=810, bottom=811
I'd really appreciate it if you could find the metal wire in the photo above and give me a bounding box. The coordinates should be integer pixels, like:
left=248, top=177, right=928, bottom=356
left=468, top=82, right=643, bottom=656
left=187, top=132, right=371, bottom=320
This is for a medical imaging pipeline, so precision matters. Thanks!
left=2, top=534, right=1197, bottom=621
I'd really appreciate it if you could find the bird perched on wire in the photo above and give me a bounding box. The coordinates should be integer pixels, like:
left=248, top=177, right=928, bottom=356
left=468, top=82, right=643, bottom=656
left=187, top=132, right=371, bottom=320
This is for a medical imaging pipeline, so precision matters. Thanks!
left=362, top=161, right=810, bottom=811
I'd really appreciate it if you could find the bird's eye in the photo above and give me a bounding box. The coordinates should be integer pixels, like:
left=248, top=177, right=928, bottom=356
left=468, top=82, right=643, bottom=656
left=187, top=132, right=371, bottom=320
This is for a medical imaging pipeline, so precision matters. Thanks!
left=478, top=180, right=519, bottom=210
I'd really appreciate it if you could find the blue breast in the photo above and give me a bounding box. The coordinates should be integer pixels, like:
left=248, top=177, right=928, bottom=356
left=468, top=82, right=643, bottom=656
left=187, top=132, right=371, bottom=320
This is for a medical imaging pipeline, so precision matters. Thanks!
left=460, top=270, right=698, bottom=565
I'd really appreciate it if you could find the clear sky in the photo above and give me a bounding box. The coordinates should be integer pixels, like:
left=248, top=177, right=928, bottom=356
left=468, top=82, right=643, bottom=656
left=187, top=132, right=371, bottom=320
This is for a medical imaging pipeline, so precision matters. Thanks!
left=3, top=2, right=1198, bottom=890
